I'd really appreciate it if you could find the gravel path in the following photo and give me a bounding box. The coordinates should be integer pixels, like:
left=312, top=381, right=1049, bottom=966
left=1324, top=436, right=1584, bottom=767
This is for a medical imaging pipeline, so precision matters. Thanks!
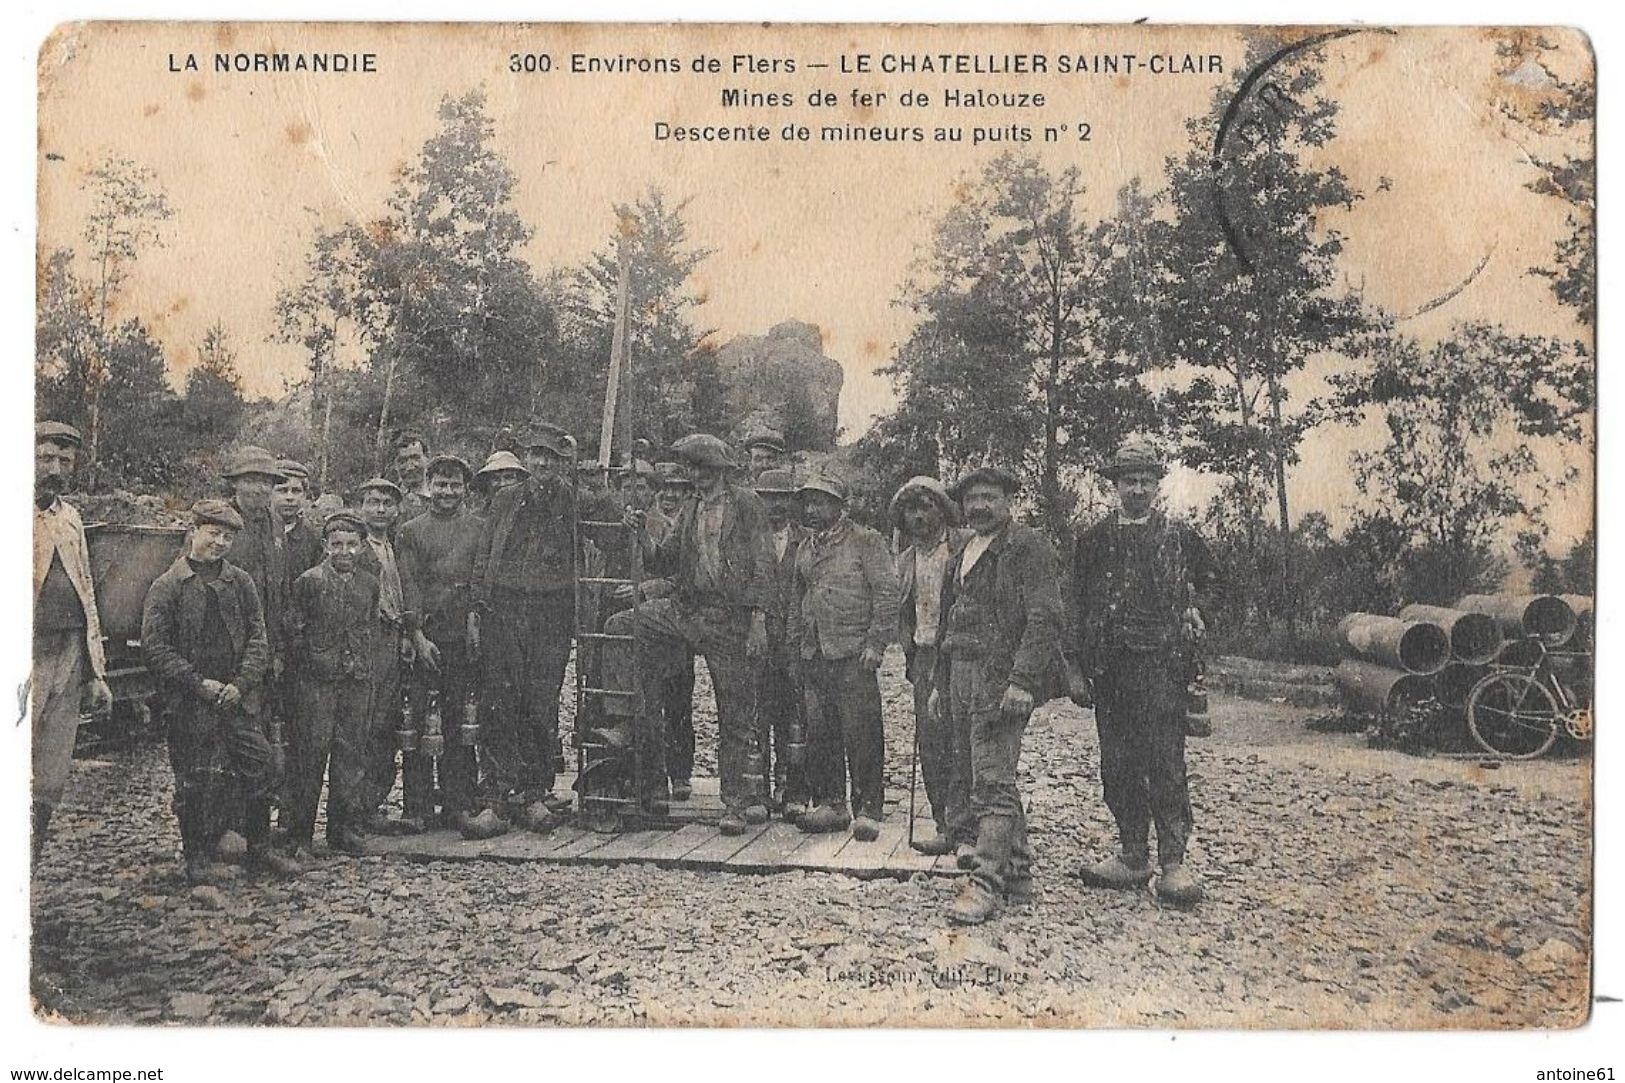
left=31, top=656, right=1591, bottom=1028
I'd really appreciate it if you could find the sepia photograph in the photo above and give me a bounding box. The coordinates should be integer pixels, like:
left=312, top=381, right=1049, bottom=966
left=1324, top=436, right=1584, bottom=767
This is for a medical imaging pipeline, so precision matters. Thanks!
left=19, top=15, right=1600, bottom=1044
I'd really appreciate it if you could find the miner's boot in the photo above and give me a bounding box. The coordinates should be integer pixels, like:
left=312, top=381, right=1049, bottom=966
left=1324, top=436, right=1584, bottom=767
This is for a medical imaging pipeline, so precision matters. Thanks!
left=1078, top=852, right=1154, bottom=890
left=1155, top=863, right=1204, bottom=908
left=947, top=878, right=1000, bottom=925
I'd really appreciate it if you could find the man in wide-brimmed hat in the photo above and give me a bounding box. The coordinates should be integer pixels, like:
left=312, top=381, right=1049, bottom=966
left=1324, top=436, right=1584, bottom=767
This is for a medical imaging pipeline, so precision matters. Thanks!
left=790, top=472, right=899, bottom=842
left=31, top=421, right=113, bottom=860
left=890, top=475, right=974, bottom=857
left=601, top=433, right=775, bottom=832
left=940, top=464, right=1064, bottom=925
left=1069, top=435, right=1218, bottom=909
left=143, top=500, right=298, bottom=882
left=472, top=423, right=623, bottom=830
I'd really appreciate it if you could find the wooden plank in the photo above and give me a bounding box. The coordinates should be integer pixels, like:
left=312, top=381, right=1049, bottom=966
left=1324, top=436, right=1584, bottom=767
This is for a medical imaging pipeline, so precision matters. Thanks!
left=677, top=822, right=769, bottom=868
left=627, top=822, right=714, bottom=862
left=782, top=825, right=858, bottom=870
left=583, top=826, right=674, bottom=862
left=723, top=823, right=808, bottom=870
left=835, top=815, right=911, bottom=872
left=546, top=827, right=622, bottom=860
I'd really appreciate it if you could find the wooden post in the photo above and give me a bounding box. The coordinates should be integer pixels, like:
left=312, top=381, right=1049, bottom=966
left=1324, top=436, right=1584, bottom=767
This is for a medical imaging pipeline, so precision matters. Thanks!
left=598, top=236, right=632, bottom=469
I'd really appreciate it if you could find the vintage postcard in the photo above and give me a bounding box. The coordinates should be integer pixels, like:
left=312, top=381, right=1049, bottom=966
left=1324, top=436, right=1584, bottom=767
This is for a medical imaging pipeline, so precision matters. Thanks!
left=28, top=21, right=1594, bottom=1032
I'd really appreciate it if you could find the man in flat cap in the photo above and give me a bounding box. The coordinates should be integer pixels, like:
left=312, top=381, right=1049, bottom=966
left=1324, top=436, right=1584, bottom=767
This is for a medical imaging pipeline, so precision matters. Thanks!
left=941, top=466, right=1064, bottom=925
left=351, top=477, right=414, bottom=833
left=891, top=476, right=975, bottom=856
left=31, top=422, right=113, bottom=860
left=648, top=459, right=698, bottom=797
left=603, top=433, right=774, bottom=832
left=142, top=501, right=297, bottom=881
left=273, top=459, right=324, bottom=577
left=790, top=472, right=899, bottom=840
left=472, top=423, right=620, bottom=829
left=284, top=510, right=378, bottom=858
left=742, top=428, right=788, bottom=482
left=754, top=468, right=810, bottom=817
left=392, top=429, right=433, bottom=524
left=1069, top=435, right=1218, bottom=908
left=397, top=454, right=502, bottom=838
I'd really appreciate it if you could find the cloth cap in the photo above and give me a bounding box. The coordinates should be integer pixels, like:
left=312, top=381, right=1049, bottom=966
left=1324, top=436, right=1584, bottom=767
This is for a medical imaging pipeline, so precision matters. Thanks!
left=191, top=499, right=244, bottom=531
left=743, top=429, right=787, bottom=454
left=655, top=461, right=693, bottom=487
left=322, top=510, right=366, bottom=538
left=35, top=421, right=83, bottom=448
left=798, top=473, right=847, bottom=502
left=222, top=447, right=287, bottom=480
left=673, top=433, right=737, bottom=470
left=521, top=423, right=574, bottom=456
left=950, top=465, right=1021, bottom=501
left=1101, top=434, right=1166, bottom=480
left=425, top=454, right=473, bottom=482
left=888, top=475, right=961, bottom=527
left=355, top=477, right=404, bottom=502
left=755, top=468, right=798, bottom=495
left=274, top=459, right=310, bottom=481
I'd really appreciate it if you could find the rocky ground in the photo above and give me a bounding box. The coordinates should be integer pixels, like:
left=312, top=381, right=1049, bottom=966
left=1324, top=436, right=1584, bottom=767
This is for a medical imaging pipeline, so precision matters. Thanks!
left=30, top=655, right=1592, bottom=1029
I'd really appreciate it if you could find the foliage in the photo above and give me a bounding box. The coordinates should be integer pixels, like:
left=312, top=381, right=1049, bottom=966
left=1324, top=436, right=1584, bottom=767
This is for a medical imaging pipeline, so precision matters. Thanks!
left=182, top=321, right=246, bottom=440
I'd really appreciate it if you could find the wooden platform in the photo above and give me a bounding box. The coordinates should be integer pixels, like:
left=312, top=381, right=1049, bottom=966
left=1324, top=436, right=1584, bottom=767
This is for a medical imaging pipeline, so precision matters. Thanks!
left=366, top=778, right=958, bottom=880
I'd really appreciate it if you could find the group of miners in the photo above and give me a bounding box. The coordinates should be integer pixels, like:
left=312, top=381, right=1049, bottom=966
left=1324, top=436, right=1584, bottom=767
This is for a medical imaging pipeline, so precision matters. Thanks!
left=33, top=417, right=1216, bottom=925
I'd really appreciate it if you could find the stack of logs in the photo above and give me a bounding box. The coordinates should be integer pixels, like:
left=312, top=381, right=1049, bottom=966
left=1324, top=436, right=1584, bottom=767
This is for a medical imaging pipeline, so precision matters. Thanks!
left=1334, top=594, right=1593, bottom=719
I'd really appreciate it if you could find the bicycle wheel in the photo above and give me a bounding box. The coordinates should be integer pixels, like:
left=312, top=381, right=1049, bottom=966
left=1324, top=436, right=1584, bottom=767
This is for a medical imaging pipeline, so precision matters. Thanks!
left=1466, top=672, right=1560, bottom=759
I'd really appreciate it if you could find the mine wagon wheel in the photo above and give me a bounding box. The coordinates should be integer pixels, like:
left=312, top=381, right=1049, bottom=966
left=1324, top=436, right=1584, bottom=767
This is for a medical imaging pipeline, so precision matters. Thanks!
left=1466, top=671, right=1560, bottom=760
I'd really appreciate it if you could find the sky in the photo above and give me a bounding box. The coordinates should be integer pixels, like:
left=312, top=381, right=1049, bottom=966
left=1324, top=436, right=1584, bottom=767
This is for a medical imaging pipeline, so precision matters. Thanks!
left=36, top=21, right=1594, bottom=541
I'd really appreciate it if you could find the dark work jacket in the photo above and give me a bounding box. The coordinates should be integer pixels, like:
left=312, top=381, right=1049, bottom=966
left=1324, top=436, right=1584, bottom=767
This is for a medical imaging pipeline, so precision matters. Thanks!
left=1068, top=511, right=1219, bottom=676
left=897, top=526, right=974, bottom=682
left=142, top=557, right=271, bottom=714
left=284, top=519, right=325, bottom=579
left=648, top=484, right=772, bottom=614
left=763, top=522, right=809, bottom=653
left=225, top=501, right=288, bottom=655
left=397, top=507, right=482, bottom=643
left=289, top=561, right=380, bottom=683
left=939, top=521, right=1065, bottom=701
left=473, top=476, right=620, bottom=601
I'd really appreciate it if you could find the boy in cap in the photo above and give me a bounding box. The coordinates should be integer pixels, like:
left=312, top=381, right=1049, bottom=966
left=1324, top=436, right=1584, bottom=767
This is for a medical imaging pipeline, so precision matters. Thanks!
left=284, top=511, right=378, bottom=857
left=789, top=473, right=899, bottom=840
left=742, top=428, right=787, bottom=481
left=274, top=459, right=324, bottom=577
left=353, top=477, right=413, bottom=832
left=31, top=421, right=113, bottom=860
left=1069, top=435, right=1218, bottom=908
left=941, top=466, right=1063, bottom=925
left=891, top=476, right=975, bottom=856
left=142, top=501, right=298, bottom=881
left=754, top=468, right=810, bottom=816
left=398, top=455, right=502, bottom=837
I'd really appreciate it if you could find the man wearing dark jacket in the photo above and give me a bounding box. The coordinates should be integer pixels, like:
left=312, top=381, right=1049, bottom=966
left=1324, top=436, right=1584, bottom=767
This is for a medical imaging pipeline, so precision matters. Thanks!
left=603, top=434, right=773, bottom=833
left=274, top=459, right=325, bottom=577
left=354, top=476, right=412, bottom=833
left=142, top=501, right=298, bottom=883
left=941, top=467, right=1064, bottom=925
left=891, top=475, right=974, bottom=857
left=754, top=468, right=809, bottom=816
left=1068, top=436, right=1218, bottom=908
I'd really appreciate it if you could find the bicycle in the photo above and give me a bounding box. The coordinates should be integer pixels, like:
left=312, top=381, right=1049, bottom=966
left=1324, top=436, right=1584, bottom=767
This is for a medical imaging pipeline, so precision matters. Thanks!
left=1465, top=638, right=1593, bottom=760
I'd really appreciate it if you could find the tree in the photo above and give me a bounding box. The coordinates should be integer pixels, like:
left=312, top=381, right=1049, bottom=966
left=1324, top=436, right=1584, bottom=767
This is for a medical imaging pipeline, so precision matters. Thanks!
left=863, top=153, right=1160, bottom=536
left=184, top=321, right=246, bottom=439
left=77, top=157, right=175, bottom=468
left=565, top=188, right=718, bottom=451
left=1326, top=321, right=1589, bottom=601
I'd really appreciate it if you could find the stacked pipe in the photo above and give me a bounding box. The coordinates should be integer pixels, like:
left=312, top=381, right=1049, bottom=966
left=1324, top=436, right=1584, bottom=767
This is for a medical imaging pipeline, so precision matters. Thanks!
left=1333, top=612, right=1450, bottom=717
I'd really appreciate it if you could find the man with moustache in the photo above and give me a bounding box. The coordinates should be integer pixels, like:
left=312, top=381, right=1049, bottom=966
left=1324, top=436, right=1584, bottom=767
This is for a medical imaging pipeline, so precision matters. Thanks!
left=753, top=468, right=809, bottom=817
left=398, top=454, right=505, bottom=839
left=31, top=422, right=113, bottom=861
left=392, top=429, right=433, bottom=524
left=1069, top=435, right=1217, bottom=909
left=941, top=466, right=1063, bottom=925
left=891, top=476, right=974, bottom=857
left=650, top=459, right=698, bottom=798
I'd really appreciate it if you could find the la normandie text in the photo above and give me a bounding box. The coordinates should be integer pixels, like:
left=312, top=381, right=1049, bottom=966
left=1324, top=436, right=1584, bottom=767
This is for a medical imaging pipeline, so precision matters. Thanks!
left=168, top=52, right=379, bottom=74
